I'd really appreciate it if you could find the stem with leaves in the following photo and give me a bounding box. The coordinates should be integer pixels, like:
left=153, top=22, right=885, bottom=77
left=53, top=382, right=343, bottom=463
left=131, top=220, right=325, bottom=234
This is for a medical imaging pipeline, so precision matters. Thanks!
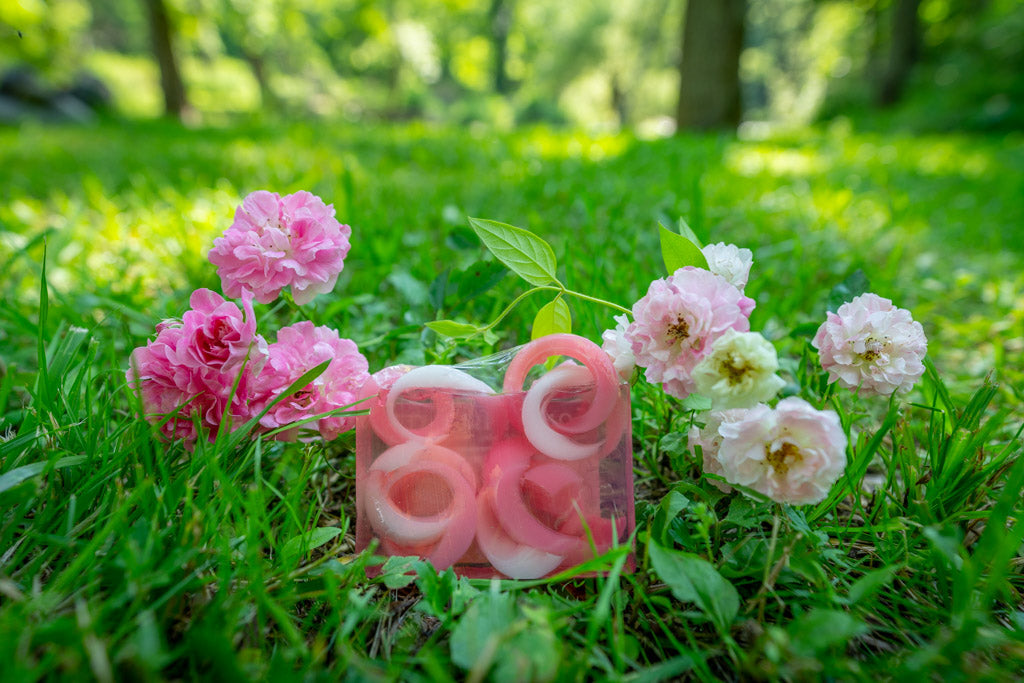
left=426, top=218, right=631, bottom=341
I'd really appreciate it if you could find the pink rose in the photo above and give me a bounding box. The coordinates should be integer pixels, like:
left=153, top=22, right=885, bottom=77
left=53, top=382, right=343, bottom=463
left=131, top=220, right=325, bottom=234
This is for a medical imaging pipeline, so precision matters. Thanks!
left=627, top=267, right=755, bottom=399
left=172, top=288, right=267, bottom=374
left=813, top=293, right=927, bottom=396
left=715, top=397, right=847, bottom=505
left=127, top=323, right=255, bottom=444
left=209, top=190, right=352, bottom=305
left=254, top=321, right=370, bottom=440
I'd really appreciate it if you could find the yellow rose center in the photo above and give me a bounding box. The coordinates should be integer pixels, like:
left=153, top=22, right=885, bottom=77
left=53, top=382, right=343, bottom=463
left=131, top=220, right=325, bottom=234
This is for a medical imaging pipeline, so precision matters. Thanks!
left=667, top=316, right=690, bottom=343
left=718, top=353, right=750, bottom=384
left=766, top=441, right=802, bottom=476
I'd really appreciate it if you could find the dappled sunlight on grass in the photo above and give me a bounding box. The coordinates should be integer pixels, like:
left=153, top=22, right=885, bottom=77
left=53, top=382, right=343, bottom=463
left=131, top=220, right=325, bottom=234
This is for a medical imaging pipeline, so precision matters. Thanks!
left=725, top=144, right=829, bottom=177
left=916, top=266, right=1024, bottom=400
left=900, top=139, right=995, bottom=178
left=813, top=186, right=903, bottom=242
left=512, top=127, right=631, bottom=162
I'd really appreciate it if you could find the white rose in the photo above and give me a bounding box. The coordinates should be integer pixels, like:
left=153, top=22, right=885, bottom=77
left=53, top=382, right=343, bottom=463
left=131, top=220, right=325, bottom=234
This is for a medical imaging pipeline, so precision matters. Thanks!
left=691, top=330, right=785, bottom=410
left=702, top=242, right=753, bottom=290
left=600, top=314, right=635, bottom=379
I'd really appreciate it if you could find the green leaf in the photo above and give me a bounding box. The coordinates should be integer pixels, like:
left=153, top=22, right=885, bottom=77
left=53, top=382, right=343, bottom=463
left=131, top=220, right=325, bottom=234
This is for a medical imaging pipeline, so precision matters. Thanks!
left=652, top=490, right=691, bottom=546
left=680, top=393, right=712, bottom=411
left=658, top=432, right=688, bottom=456
left=0, top=455, right=87, bottom=494
left=468, top=217, right=559, bottom=286
left=425, top=320, right=482, bottom=338
left=281, top=527, right=342, bottom=561
left=676, top=217, right=703, bottom=248
left=847, top=564, right=899, bottom=605
left=723, top=496, right=763, bottom=530
left=450, top=590, right=560, bottom=682
left=493, top=620, right=560, bottom=683
left=414, top=567, right=459, bottom=619
left=649, top=541, right=739, bottom=634
left=787, top=608, right=867, bottom=656
left=379, top=555, right=422, bottom=589
left=531, top=298, right=572, bottom=340
left=659, top=222, right=708, bottom=275
left=453, top=260, right=508, bottom=307
left=445, top=224, right=478, bottom=249
left=450, top=590, right=516, bottom=671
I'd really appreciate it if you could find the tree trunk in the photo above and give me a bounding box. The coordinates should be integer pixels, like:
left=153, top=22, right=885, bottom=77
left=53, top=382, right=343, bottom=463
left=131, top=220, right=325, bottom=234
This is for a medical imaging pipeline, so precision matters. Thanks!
left=877, top=0, right=921, bottom=106
left=864, top=0, right=883, bottom=81
left=611, top=72, right=628, bottom=128
left=676, top=0, right=746, bottom=131
left=243, top=50, right=274, bottom=112
left=489, top=0, right=514, bottom=94
left=143, top=0, right=187, bottom=119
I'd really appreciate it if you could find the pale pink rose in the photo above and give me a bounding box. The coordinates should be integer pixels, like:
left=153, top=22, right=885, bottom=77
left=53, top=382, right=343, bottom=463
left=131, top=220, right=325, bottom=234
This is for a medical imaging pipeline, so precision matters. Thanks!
left=601, top=314, right=635, bottom=379
left=126, top=325, right=254, bottom=444
left=701, top=242, right=753, bottom=290
left=812, top=293, right=927, bottom=396
left=209, top=190, right=352, bottom=305
left=715, top=397, right=847, bottom=505
left=254, top=322, right=369, bottom=440
left=170, top=288, right=268, bottom=374
left=627, top=267, right=755, bottom=399
left=688, top=409, right=748, bottom=493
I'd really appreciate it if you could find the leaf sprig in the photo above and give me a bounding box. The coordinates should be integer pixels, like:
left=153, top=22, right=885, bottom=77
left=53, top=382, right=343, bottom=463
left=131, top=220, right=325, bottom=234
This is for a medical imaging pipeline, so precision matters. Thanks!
left=427, top=216, right=707, bottom=341
left=427, top=217, right=626, bottom=340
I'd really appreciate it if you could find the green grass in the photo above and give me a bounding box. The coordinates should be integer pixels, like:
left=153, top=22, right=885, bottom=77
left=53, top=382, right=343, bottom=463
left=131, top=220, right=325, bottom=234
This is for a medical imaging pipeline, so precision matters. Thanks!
left=1, top=118, right=1023, bottom=680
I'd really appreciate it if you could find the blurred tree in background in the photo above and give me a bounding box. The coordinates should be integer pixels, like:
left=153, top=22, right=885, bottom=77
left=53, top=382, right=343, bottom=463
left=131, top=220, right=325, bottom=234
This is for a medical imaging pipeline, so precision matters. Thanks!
left=676, top=0, right=745, bottom=130
left=0, top=0, right=1020, bottom=130
left=143, top=0, right=188, bottom=118
left=878, top=0, right=921, bottom=105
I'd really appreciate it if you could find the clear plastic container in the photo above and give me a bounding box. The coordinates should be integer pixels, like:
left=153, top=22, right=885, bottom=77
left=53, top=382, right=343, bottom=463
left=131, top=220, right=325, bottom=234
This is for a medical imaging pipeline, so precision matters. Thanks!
left=355, top=334, right=635, bottom=579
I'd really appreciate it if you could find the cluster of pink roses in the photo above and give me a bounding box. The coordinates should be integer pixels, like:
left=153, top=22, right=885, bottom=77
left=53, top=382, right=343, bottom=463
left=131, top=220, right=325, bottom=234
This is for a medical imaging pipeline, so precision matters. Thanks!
left=602, top=241, right=928, bottom=506
left=602, top=242, right=775, bottom=406
left=127, top=190, right=368, bottom=445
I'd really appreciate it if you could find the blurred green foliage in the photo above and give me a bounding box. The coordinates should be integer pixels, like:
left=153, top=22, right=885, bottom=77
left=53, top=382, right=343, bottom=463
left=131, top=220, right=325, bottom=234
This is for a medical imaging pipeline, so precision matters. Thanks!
left=2, top=0, right=1021, bottom=129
